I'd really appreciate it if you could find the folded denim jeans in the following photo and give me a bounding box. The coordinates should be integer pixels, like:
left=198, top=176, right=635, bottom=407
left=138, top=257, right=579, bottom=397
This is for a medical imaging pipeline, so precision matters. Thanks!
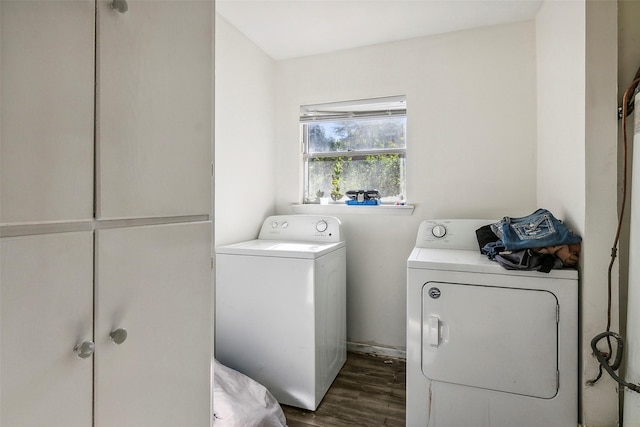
left=492, top=208, right=582, bottom=251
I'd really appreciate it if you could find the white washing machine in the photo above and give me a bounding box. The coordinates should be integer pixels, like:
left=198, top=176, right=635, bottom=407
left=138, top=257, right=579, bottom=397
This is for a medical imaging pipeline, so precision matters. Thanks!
left=407, top=219, right=578, bottom=427
left=215, top=215, right=346, bottom=411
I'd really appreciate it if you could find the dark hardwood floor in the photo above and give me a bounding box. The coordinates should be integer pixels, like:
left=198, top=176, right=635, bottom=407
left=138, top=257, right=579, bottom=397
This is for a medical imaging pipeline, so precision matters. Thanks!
left=282, top=352, right=406, bottom=427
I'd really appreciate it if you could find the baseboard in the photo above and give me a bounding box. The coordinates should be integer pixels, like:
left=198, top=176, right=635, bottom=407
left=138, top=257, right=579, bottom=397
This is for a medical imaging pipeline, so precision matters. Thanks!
left=347, top=342, right=406, bottom=360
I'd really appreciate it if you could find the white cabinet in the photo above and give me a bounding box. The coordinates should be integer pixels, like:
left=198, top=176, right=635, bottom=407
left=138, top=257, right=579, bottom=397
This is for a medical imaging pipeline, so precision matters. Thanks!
left=0, top=0, right=213, bottom=426
left=96, top=0, right=213, bottom=220
left=1, top=232, right=94, bottom=427
left=1, top=224, right=213, bottom=427
left=94, top=222, right=212, bottom=427
left=1, top=0, right=213, bottom=224
left=0, top=0, right=95, bottom=225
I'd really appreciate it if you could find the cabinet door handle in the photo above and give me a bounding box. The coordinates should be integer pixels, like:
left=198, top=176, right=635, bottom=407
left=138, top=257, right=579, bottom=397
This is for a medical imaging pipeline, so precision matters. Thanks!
left=74, top=341, right=95, bottom=359
left=110, top=328, right=128, bottom=345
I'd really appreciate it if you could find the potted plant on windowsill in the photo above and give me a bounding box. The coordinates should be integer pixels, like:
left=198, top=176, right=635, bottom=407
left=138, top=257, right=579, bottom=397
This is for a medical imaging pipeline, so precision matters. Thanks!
left=316, top=189, right=330, bottom=205
left=330, top=158, right=344, bottom=202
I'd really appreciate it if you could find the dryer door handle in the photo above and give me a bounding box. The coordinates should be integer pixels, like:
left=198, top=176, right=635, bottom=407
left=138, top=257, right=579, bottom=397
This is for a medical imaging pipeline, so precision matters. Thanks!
left=428, top=316, right=440, bottom=347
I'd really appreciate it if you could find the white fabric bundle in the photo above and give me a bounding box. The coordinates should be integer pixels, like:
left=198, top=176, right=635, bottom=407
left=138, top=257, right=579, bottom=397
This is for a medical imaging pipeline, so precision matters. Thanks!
left=213, top=359, right=287, bottom=427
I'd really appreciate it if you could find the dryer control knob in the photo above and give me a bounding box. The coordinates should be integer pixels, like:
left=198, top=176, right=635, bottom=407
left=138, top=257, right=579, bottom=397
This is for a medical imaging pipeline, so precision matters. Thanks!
left=432, top=224, right=447, bottom=238
left=316, top=220, right=328, bottom=233
left=271, top=221, right=278, bottom=229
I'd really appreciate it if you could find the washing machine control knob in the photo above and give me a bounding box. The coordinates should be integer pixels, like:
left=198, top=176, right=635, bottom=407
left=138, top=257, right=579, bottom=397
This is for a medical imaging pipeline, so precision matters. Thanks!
left=432, top=224, right=447, bottom=238
left=316, top=220, right=328, bottom=233
left=271, top=221, right=278, bottom=229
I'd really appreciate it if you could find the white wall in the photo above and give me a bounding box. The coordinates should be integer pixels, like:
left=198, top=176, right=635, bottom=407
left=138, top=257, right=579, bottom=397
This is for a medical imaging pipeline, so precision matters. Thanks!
left=274, top=22, right=538, bottom=350
left=214, top=15, right=277, bottom=246
left=619, top=0, right=640, bottom=423
left=584, top=2, right=621, bottom=424
left=535, top=1, right=586, bottom=224
left=536, top=1, right=619, bottom=425
left=216, top=4, right=627, bottom=423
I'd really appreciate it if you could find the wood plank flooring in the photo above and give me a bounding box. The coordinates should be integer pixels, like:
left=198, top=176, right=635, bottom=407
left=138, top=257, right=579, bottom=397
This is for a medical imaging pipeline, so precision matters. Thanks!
left=282, top=352, right=406, bottom=427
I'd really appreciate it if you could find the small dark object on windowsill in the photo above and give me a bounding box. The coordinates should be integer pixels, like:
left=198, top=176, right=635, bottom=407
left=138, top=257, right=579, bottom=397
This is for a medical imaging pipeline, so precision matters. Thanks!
left=345, top=190, right=381, bottom=205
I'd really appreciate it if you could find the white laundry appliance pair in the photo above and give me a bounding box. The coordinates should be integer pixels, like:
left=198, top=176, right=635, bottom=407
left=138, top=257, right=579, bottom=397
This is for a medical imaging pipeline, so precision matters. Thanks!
left=215, top=215, right=346, bottom=411
left=407, top=219, right=578, bottom=427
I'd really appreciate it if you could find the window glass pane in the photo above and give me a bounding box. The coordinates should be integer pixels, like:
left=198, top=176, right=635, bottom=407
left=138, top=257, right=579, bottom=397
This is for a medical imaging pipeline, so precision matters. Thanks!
left=308, top=117, right=406, bottom=153
left=305, top=155, right=406, bottom=203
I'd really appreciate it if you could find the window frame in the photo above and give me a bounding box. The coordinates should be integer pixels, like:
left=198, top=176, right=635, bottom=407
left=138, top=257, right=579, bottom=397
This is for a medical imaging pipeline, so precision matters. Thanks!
left=300, top=96, right=407, bottom=205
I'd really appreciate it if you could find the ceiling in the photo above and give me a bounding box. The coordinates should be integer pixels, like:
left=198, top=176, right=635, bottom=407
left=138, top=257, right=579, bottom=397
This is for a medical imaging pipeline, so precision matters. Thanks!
left=216, top=0, right=544, bottom=61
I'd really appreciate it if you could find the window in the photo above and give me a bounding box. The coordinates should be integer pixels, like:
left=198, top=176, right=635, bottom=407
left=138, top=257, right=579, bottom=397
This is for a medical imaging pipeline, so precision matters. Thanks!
left=300, top=96, right=406, bottom=205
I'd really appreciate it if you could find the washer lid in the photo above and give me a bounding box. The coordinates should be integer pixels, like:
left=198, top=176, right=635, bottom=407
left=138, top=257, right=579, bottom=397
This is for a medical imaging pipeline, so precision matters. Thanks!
left=407, top=247, right=578, bottom=280
left=216, top=239, right=345, bottom=259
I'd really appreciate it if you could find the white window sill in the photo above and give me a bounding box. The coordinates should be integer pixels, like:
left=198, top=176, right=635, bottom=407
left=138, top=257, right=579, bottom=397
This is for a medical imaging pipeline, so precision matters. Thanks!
left=290, top=203, right=415, bottom=216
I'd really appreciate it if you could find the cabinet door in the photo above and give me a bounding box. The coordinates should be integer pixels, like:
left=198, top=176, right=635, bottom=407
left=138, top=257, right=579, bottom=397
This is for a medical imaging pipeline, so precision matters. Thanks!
left=96, top=0, right=213, bottom=220
left=94, top=221, right=212, bottom=427
left=0, top=1, right=94, bottom=224
left=0, top=232, right=94, bottom=427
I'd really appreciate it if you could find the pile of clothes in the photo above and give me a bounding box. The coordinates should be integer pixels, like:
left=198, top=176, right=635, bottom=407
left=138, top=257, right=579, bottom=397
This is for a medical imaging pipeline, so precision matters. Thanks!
left=477, top=208, right=582, bottom=273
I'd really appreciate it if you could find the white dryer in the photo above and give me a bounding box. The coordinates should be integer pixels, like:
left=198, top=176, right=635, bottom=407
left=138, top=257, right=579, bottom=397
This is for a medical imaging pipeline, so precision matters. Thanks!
left=215, top=215, right=346, bottom=411
left=407, top=219, right=578, bottom=427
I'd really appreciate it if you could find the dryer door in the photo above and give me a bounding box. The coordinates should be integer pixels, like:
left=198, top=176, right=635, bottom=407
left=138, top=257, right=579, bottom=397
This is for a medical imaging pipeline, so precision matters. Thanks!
left=422, top=281, right=558, bottom=398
